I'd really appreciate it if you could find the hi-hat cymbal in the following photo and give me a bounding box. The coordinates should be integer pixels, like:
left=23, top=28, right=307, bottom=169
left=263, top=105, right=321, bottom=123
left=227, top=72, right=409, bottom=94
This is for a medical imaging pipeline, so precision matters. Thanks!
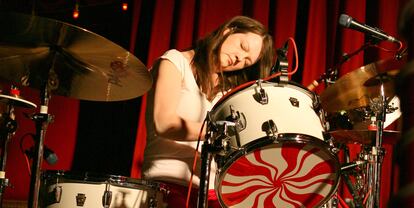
left=320, top=57, right=405, bottom=112
left=0, top=94, right=36, bottom=109
left=329, top=129, right=400, bottom=145
left=0, top=12, right=152, bottom=102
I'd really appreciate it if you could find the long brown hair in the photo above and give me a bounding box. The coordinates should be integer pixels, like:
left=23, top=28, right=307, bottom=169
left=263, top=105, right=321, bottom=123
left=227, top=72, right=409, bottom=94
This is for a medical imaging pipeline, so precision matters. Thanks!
left=192, top=16, right=275, bottom=100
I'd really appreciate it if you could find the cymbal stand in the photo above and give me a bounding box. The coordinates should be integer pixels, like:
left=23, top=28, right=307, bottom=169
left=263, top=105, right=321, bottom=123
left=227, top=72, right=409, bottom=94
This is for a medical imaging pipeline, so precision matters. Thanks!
left=28, top=82, right=54, bottom=208
left=0, top=104, right=18, bottom=205
left=365, top=79, right=387, bottom=208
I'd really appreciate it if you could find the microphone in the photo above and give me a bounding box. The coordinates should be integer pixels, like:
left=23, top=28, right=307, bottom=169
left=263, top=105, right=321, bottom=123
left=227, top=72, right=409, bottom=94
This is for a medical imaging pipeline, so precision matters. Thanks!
left=339, top=14, right=399, bottom=43
left=25, top=146, right=58, bottom=165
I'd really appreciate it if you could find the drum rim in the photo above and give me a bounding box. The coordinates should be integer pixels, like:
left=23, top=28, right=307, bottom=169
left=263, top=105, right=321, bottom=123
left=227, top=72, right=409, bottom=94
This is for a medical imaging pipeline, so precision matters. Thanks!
left=212, top=80, right=318, bottom=112
left=214, top=133, right=340, bottom=208
left=41, top=170, right=168, bottom=191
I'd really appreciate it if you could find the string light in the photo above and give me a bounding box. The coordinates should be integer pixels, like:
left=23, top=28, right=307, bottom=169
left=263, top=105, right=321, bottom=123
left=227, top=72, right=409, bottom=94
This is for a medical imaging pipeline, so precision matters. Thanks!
left=73, top=1, right=80, bottom=19
left=122, top=2, right=128, bottom=11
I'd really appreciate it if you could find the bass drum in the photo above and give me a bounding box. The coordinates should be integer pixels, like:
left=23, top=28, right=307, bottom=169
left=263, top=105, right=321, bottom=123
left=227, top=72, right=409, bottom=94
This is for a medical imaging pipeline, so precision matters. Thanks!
left=40, top=171, right=169, bottom=208
left=211, top=81, right=340, bottom=208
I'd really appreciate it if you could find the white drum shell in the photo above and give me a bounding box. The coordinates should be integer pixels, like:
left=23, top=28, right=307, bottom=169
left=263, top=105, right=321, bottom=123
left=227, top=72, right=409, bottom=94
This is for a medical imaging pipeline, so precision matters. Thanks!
left=41, top=172, right=168, bottom=208
left=212, top=82, right=325, bottom=148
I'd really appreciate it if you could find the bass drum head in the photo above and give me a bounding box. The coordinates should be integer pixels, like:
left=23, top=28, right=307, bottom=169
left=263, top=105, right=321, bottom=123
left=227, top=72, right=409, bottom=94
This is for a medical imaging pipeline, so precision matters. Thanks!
left=215, top=134, right=340, bottom=208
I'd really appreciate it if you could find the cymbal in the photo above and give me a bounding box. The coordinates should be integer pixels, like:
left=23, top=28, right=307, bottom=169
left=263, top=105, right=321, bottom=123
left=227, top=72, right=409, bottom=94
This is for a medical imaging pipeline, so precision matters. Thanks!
left=320, top=57, right=405, bottom=112
left=0, top=94, right=36, bottom=109
left=329, top=129, right=400, bottom=145
left=0, top=12, right=152, bottom=102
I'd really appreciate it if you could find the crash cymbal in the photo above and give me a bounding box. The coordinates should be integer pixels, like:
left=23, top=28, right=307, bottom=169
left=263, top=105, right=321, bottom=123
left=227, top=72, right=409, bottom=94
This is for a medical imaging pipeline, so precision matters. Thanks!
left=0, top=94, right=36, bottom=109
left=321, top=57, right=405, bottom=112
left=0, top=12, right=152, bottom=102
left=329, top=129, right=400, bottom=145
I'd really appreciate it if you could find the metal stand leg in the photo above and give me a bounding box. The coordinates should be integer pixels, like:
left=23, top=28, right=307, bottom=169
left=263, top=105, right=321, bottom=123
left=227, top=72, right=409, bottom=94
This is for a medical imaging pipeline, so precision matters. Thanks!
left=0, top=106, right=18, bottom=205
left=197, top=114, right=234, bottom=208
left=365, top=82, right=387, bottom=208
left=28, top=85, right=54, bottom=208
left=197, top=140, right=213, bottom=208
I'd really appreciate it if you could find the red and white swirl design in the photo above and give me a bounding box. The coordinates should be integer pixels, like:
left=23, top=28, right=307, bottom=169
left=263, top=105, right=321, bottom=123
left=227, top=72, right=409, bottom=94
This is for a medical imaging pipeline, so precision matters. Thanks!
left=217, top=142, right=338, bottom=208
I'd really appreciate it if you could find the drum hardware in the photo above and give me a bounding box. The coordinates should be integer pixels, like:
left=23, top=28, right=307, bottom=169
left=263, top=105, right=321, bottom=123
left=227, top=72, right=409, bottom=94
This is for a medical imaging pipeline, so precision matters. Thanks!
left=289, top=97, right=299, bottom=107
left=321, top=194, right=340, bottom=208
left=253, top=79, right=268, bottom=104
left=0, top=86, right=37, bottom=205
left=227, top=105, right=246, bottom=142
left=323, top=134, right=340, bottom=154
left=273, top=41, right=289, bottom=83
left=207, top=81, right=339, bottom=207
left=327, top=75, right=393, bottom=207
left=261, top=119, right=278, bottom=137
left=76, top=193, right=87, bottom=206
left=0, top=12, right=152, bottom=207
left=197, top=114, right=220, bottom=208
left=42, top=171, right=169, bottom=208
left=340, top=159, right=370, bottom=208
left=341, top=171, right=364, bottom=208
left=340, top=160, right=367, bottom=172
left=43, top=186, right=63, bottom=206
left=320, top=57, right=405, bottom=113
left=53, top=186, right=62, bottom=203
left=102, top=183, right=112, bottom=207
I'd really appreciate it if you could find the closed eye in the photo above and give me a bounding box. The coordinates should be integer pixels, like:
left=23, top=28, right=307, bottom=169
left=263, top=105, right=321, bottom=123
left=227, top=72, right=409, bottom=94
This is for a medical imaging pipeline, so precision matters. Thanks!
left=241, top=42, right=249, bottom=51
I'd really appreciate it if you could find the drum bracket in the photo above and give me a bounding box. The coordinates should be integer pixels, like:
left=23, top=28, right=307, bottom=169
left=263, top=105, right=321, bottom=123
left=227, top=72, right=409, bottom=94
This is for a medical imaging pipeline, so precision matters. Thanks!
left=253, top=80, right=268, bottom=105
left=261, top=119, right=278, bottom=137
left=102, top=183, right=112, bottom=207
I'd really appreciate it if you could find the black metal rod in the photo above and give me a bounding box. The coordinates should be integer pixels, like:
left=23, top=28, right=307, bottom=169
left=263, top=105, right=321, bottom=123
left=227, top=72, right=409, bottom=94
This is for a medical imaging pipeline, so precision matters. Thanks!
left=197, top=141, right=212, bottom=208
left=341, top=171, right=364, bottom=208
left=28, top=83, right=52, bottom=208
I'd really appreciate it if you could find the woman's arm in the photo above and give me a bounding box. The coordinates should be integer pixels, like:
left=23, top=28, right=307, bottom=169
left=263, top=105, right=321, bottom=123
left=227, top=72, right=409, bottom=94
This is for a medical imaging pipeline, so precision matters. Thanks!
left=153, top=59, right=206, bottom=141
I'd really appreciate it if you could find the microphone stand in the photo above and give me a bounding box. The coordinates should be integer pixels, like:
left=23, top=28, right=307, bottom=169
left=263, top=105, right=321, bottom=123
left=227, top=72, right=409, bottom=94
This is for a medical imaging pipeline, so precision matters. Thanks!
left=28, top=70, right=55, bottom=208
left=324, top=40, right=377, bottom=86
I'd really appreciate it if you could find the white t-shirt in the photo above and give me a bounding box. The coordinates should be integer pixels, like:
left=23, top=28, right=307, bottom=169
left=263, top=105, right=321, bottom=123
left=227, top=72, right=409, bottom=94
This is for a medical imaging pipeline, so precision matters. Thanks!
left=142, top=49, right=220, bottom=189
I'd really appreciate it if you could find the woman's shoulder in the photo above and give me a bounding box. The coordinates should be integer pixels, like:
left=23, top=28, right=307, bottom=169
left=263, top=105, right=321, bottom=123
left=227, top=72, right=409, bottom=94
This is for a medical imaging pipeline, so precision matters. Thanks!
left=159, top=49, right=192, bottom=74
left=161, top=49, right=186, bottom=61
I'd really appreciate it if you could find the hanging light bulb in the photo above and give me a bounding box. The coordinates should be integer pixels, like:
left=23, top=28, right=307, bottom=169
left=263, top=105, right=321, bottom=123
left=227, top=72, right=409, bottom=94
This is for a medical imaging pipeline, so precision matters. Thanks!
left=122, top=2, right=128, bottom=11
left=73, top=1, right=80, bottom=19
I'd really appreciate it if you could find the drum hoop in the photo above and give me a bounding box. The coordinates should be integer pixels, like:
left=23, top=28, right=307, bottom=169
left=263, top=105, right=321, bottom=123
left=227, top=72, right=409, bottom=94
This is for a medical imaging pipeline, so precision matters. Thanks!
left=215, top=133, right=340, bottom=208
left=216, top=133, right=340, bottom=176
left=212, top=80, right=318, bottom=112
left=42, top=170, right=168, bottom=192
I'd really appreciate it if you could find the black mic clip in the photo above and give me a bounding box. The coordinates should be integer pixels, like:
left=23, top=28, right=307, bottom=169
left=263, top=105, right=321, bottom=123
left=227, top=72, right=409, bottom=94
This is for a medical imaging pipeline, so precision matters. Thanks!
left=274, top=41, right=289, bottom=83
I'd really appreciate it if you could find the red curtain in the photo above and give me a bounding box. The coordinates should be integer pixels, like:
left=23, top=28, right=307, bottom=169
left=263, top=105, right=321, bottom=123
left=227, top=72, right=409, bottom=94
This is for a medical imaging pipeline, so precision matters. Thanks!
left=129, top=0, right=408, bottom=207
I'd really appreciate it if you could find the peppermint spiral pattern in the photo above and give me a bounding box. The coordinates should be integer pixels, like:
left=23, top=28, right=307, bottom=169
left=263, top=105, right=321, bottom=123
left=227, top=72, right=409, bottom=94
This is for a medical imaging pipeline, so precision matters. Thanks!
left=217, top=142, right=338, bottom=208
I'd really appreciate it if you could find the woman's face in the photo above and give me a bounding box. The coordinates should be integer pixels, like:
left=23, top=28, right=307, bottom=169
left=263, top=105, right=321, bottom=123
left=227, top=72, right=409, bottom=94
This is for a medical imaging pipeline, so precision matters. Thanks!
left=219, top=31, right=263, bottom=72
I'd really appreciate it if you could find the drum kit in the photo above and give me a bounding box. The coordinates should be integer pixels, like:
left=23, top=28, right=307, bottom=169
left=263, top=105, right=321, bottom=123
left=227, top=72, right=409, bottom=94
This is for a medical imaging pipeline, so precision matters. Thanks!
left=198, top=55, right=405, bottom=207
left=0, top=11, right=406, bottom=208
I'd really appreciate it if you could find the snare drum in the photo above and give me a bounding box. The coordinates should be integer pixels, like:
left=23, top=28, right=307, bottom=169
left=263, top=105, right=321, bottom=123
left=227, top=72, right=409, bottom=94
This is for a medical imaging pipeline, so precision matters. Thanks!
left=211, top=81, right=340, bottom=208
left=41, top=171, right=168, bottom=208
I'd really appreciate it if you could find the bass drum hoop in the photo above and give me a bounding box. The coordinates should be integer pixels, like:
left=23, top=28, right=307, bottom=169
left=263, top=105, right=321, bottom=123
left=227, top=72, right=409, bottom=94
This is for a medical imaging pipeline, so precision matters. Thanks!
left=215, top=133, right=340, bottom=208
